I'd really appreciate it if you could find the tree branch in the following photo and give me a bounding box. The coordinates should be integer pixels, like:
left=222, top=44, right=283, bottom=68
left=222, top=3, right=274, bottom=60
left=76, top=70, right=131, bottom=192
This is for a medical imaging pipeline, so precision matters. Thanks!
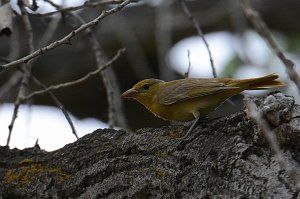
left=6, top=0, right=35, bottom=146
left=30, top=0, right=138, bottom=17
left=22, top=49, right=126, bottom=100
left=239, top=0, right=300, bottom=94
left=178, top=0, right=217, bottom=78
left=0, top=0, right=132, bottom=73
left=70, top=13, right=128, bottom=128
left=30, top=75, right=79, bottom=140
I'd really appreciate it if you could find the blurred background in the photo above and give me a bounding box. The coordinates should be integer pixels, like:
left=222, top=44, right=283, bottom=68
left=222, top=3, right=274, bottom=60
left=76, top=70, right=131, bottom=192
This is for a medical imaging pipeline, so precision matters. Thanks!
left=0, top=0, right=299, bottom=150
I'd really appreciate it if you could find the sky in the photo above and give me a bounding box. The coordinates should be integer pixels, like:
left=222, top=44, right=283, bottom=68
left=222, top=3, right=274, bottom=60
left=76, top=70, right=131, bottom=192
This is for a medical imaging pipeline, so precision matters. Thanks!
left=0, top=104, right=108, bottom=151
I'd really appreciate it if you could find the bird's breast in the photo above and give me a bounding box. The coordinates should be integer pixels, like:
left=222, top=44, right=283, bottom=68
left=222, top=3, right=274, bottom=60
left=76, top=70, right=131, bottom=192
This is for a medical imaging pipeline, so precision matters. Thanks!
left=145, top=100, right=197, bottom=122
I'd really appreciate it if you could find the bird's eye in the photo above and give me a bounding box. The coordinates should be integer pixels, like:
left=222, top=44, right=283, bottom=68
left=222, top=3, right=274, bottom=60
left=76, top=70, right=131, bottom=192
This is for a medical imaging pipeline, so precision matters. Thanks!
left=143, top=83, right=150, bottom=90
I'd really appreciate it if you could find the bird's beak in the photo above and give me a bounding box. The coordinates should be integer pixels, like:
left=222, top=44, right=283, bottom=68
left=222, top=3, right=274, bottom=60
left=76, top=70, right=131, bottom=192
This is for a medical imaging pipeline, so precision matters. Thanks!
left=121, top=88, right=139, bottom=100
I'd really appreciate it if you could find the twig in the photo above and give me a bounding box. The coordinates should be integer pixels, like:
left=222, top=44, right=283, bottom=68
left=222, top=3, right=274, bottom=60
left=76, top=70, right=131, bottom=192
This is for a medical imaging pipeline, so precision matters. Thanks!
left=30, top=73, right=79, bottom=140
left=7, top=22, right=77, bottom=139
left=0, top=60, right=78, bottom=139
left=178, top=0, right=217, bottom=78
left=239, top=0, right=300, bottom=94
left=23, top=48, right=126, bottom=100
left=71, top=13, right=127, bottom=128
left=31, top=0, right=137, bottom=17
left=44, top=0, right=128, bottom=129
left=0, top=0, right=132, bottom=73
left=245, top=96, right=300, bottom=190
left=184, top=49, right=191, bottom=78
left=7, top=0, right=34, bottom=146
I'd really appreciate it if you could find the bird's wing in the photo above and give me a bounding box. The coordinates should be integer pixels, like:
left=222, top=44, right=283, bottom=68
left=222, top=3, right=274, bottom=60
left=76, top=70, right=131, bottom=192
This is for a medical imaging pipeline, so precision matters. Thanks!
left=159, top=78, right=238, bottom=105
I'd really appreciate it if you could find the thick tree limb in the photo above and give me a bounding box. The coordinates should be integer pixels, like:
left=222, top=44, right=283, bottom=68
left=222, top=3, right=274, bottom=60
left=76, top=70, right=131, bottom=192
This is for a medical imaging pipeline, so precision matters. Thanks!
left=1, top=92, right=300, bottom=198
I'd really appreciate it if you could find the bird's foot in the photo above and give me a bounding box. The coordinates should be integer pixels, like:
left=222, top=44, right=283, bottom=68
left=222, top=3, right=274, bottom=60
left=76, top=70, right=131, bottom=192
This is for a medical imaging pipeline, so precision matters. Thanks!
left=182, top=117, right=209, bottom=139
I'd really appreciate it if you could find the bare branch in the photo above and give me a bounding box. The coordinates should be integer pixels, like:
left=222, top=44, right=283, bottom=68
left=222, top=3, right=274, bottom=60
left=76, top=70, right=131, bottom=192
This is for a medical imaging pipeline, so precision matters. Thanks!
left=178, top=0, right=217, bottom=78
left=0, top=0, right=132, bottom=73
left=7, top=0, right=35, bottom=146
left=3, top=62, right=78, bottom=140
left=70, top=13, right=127, bottom=128
left=42, top=0, right=128, bottom=129
left=0, top=58, right=78, bottom=139
left=30, top=74, right=79, bottom=140
left=22, top=49, right=126, bottom=101
left=239, top=0, right=300, bottom=94
left=245, top=96, right=300, bottom=190
left=31, top=0, right=137, bottom=17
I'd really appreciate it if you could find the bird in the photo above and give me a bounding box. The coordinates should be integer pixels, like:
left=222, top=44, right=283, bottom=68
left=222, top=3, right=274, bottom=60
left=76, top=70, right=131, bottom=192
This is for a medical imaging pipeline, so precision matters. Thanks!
left=121, top=73, right=285, bottom=137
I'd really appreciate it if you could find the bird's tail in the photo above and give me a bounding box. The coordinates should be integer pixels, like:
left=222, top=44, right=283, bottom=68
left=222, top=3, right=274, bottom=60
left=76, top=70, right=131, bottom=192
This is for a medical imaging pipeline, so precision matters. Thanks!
left=231, top=73, right=285, bottom=90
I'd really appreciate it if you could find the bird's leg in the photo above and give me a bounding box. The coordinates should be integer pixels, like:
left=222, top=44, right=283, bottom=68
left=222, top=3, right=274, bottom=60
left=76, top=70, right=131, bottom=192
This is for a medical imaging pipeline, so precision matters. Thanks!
left=183, top=117, right=208, bottom=139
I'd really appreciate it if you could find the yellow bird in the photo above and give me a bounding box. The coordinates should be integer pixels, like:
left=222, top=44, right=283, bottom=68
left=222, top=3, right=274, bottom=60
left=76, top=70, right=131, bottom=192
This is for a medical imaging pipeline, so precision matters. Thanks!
left=121, top=73, right=284, bottom=136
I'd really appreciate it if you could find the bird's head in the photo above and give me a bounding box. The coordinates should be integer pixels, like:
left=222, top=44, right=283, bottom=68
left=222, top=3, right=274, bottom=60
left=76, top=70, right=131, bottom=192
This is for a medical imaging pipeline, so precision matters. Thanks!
left=121, top=79, right=165, bottom=104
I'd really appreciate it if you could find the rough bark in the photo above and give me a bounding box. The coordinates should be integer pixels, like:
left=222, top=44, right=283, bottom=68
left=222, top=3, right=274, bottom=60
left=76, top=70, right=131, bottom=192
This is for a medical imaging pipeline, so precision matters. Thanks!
left=1, top=92, right=300, bottom=198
